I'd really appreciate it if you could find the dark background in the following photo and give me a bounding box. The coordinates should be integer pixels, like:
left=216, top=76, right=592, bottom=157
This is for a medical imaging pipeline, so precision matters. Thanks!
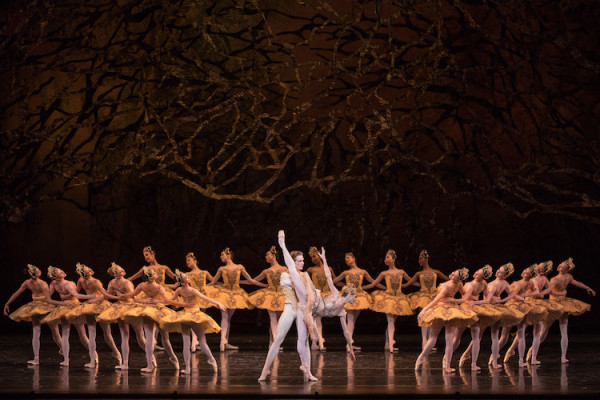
left=1, top=0, right=599, bottom=333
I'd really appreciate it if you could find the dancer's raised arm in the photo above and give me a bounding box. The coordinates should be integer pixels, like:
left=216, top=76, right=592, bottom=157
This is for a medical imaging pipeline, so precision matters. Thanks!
left=278, top=230, right=307, bottom=305
left=319, top=247, right=339, bottom=296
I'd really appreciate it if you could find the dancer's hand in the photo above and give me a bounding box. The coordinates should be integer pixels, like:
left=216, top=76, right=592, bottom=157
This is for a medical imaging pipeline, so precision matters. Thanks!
left=3, top=303, right=9, bottom=316
left=319, top=247, right=327, bottom=264
left=588, top=288, right=596, bottom=296
left=277, top=230, right=286, bottom=247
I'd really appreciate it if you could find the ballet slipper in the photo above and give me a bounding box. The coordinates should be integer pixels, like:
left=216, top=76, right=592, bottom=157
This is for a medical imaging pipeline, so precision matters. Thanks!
left=561, top=357, right=569, bottom=364
left=27, top=358, right=40, bottom=366
left=503, top=348, right=514, bottom=363
left=181, top=368, right=191, bottom=375
left=113, top=351, right=122, bottom=366
left=299, top=365, right=318, bottom=382
left=115, top=363, right=128, bottom=370
left=530, top=359, right=541, bottom=365
left=224, top=343, right=238, bottom=350
left=353, top=345, right=361, bottom=351
left=258, top=370, right=270, bottom=381
left=471, top=363, right=481, bottom=371
left=414, top=355, right=426, bottom=371
left=152, top=355, right=157, bottom=368
left=154, top=344, right=164, bottom=351
left=60, top=360, right=69, bottom=367
left=95, top=351, right=99, bottom=365
left=141, top=365, right=155, bottom=373
left=459, top=354, right=469, bottom=367
left=84, top=361, right=97, bottom=369
left=518, top=360, right=527, bottom=368
left=208, top=359, right=218, bottom=374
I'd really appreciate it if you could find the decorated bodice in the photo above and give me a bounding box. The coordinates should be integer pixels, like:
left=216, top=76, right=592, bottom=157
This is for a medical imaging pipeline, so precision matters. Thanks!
left=419, top=272, right=437, bottom=293
left=385, top=273, right=404, bottom=296
left=220, top=267, right=241, bottom=290
left=310, top=267, right=332, bottom=294
left=179, top=290, right=204, bottom=307
left=551, top=276, right=569, bottom=293
left=280, top=272, right=297, bottom=306
left=266, top=268, right=284, bottom=291
left=345, top=271, right=365, bottom=291
left=189, top=270, right=208, bottom=292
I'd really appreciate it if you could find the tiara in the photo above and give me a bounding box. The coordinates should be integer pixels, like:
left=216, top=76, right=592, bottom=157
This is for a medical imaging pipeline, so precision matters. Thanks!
left=480, top=265, right=492, bottom=280
left=500, top=262, right=514, bottom=277
left=419, top=250, right=430, bottom=259
left=525, top=264, right=538, bottom=277
left=386, top=249, right=397, bottom=259
left=455, top=267, right=469, bottom=281
left=143, top=246, right=154, bottom=254
left=174, top=268, right=185, bottom=284
left=76, top=262, right=87, bottom=277
left=564, top=257, right=575, bottom=271
left=268, top=246, right=277, bottom=255
left=47, top=266, right=58, bottom=279
left=107, top=262, right=121, bottom=277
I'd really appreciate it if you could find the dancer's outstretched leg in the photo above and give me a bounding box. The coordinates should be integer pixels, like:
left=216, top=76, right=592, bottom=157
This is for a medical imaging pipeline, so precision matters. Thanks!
left=29, top=319, right=41, bottom=365
left=559, top=316, right=569, bottom=364
left=117, top=322, right=130, bottom=370
left=415, top=322, right=443, bottom=370
left=259, top=305, right=295, bottom=380
left=194, top=328, right=218, bottom=373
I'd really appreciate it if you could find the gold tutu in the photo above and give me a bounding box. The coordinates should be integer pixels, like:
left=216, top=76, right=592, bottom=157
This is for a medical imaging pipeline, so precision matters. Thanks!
left=370, top=291, right=413, bottom=316
left=9, top=301, right=55, bottom=323
left=491, top=303, right=525, bottom=327
left=65, top=300, right=112, bottom=321
left=419, top=303, right=478, bottom=329
left=248, top=288, right=284, bottom=311
left=469, top=303, right=503, bottom=328
left=344, top=291, right=373, bottom=310
left=41, top=299, right=86, bottom=325
left=96, top=300, right=142, bottom=325
left=119, top=303, right=177, bottom=325
left=506, top=300, right=547, bottom=325
left=526, top=298, right=564, bottom=323
left=205, top=285, right=254, bottom=310
left=160, top=308, right=221, bottom=334
left=408, top=292, right=436, bottom=310
left=549, top=295, right=591, bottom=316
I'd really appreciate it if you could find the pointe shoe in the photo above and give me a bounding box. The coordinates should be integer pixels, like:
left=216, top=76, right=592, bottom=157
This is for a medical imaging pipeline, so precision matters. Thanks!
left=459, top=355, right=469, bottom=367
left=415, top=355, right=426, bottom=371
left=208, top=359, right=218, bottom=374
left=471, top=364, right=481, bottom=371
left=113, top=351, right=122, bottom=366
left=181, top=368, right=191, bottom=375
left=141, top=365, right=156, bottom=373
left=530, top=359, right=541, bottom=365
left=561, top=357, right=569, bottom=364
left=95, top=351, right=99, bottom=365
left=27, top=358, right=40, bottom=366
left=115, top=363, right=129, bottom=370
left=503, top=348, right=515, bottom=363
left=353, top=345, right=361, bottom=351
left=154, top=344, right=165, bottom=351
left=224, top=343, right=238, bottom=350
left=60, top=360, right=69, bottom=367
left=258, top=370, right=270, bottom=381
left=518, top=360, right=527, bottom=368
left=152, top=355, right=157, bottom=368
left=84, top=361, right=97, bottom=369
left=526, top=347, right=533, bottom=363
left=169, top=356, right=180, bottom=370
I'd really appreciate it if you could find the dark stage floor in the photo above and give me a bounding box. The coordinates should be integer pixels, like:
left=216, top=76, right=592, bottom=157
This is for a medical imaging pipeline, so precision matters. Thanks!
left=1, top=331, right=599, bottom=399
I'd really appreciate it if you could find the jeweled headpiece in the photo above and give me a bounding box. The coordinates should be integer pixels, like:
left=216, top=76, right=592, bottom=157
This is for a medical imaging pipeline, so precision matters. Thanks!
left=174, top=269, right=185, bottom=285
left=561, top=257, right=575, bottom=272
left=386, top=249, right=397, bottom=260
left=341, top=285, right=357, bottom=297
left=143, top=246, right=155, bottom=255
left=345, top=252, right=355, bottom=259
left=107, top=262, right=121, bottom=277
left=142, top=267, right=155, bottom=280
left=47, top=266, right=58, bottom=279
left=222, top=247, right=234, bottom=259
left=524, top=264, right=538, bottom=277
left=75, top=262, right=87, bottom=277
left=500, top=262, right=514, bottom=277
left=268, top=246, right=278, bottom=255
left=454, top=267, right=469, bottom=281
left=419, top=250, right=430, bottom=259
left=542, top=260, right=554, bottom=274
left=25, top=264, right=40, bottom=278
left=479, top=265, right=493, bottom=280
left=308, top=246, right=319, bottom=256
left=186, top=252, right=196, bottom=261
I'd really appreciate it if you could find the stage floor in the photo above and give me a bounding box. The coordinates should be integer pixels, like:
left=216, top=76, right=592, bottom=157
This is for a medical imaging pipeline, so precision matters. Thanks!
left=0, top=331, right=599, bottom=398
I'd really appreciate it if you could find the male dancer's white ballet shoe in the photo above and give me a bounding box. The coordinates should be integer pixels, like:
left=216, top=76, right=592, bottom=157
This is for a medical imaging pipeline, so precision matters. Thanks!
left=503, top=348, right=515, bottom=363
left=299, top=365, right=318, bottom=382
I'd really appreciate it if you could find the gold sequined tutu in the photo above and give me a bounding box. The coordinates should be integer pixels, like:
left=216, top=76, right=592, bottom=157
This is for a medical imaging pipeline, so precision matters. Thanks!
left=526, top=298, right=564, bottom=323
left=345, top=290, right=373, bottom=310
left=408, top=272, right=438, bottom=310
left=549, top=295, right=590, bottom=316
left=492, top=303, right=525, bottom=327
left=370, top=291, right=413, bottom=315
left=248, top=287, right=285, bottom=311
left=119, top=303, right=177, bottom=325
left=9, top=300, right=55, bottom=323
left=506, top=299, right=547, bottom=325
left=469, top=303, right=503, bottom=328
left=65, top=299, right=112, bottom=321
left=419, top=303, right=478, bottom=329
left=41, top=299, right=87, bottom=325
left=160, top=307, right=221, bottom=334
left=96, top=300, right=142, bottom=325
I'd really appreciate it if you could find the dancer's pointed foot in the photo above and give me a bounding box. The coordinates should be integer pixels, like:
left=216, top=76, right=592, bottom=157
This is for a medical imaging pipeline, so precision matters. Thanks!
left=526, top=347, right=533, bottom=363
left=208, top=359, right=218, bottom=374
left=258, top=370, right=270, bottom=381
left=491, top=362, right=501, bottom=369
left=224, top=343, right=238, bottom=350
left=154, top=345, right=164, bottom=351
left=530, top=359, right=541, bottom=365
left=152, top=355, right=157, bottom=368
left=112, top=351, right=122, bottom=365
left=60, top=360, right=69, bottom=367
left=84, top=361, right=97, bottom=369
left=459, top=354, right=469, bottom=367
left=471, top=364, right=481, bottom=371
left=115, top=363, right=129, bottom=370
left=169, top=356, right=180, bottom=370
left=443, top=366, right=456, bottom=374
left=181, top=368, right=191, bottom=375
left=141, top=365, right=156, bottom=373
left=415, top=355, right=426, bottom=371
left=518, top=360, right=527, bottom=368
left=503, top=348, right=515, bottom=363
left=561, top=357, right=569, bottom=364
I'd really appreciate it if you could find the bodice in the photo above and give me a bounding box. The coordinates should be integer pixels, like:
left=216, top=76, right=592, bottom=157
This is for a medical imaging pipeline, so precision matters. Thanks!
left=385, top=273, right=404, bottom=296
left=419, top=272, right=437, bottom=293
left=345, top=271, right=364, bottom=291
left=266, top=269, right=284, bottom=290
left=189, top=270, right=208, bottom=291
left=280, top=272, right=297, bottom=305
left=144, top=266, right=166, bottom=286
left=220, top=267, right=241, bottom=290
left=311, top=267, right=332, bottom=293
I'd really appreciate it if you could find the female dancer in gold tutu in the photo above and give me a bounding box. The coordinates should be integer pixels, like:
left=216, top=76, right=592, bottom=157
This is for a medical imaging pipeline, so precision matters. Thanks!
left=207, top=247, right=265, bottom=351
left=4, top=264, right=62, bottom=365
left=416, top=267, right=477, bottom=372
left=483, top=263, right=525, bottom=368
left=183, top=252, right=216, bottom=351
left=404, top=250, right=449, bottom=349
left=67, top=263, right=121, bottom=368
left=162, top=270, right=226, bottom=375
left=363, top=249, right=413, bottom=353
left=501, top=265, right=547, bottom=367
left=96, top=262, right=147, bottom=370
left=332, top=252, right=376, bottom=352
left=39, top=266, right=94, bottom=367
left=129, top=246, right=176, bottom=292
left=505, top=261, right=564, bottom=365
left=306, top=246, right=337, bottom=350
left=248, top=246, right=287, bottom=347
left=539, top=258, right=595, bottom=364
left=448, top=265, right=502, bottom=370
left=119, top=267, right=180, bottom=372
